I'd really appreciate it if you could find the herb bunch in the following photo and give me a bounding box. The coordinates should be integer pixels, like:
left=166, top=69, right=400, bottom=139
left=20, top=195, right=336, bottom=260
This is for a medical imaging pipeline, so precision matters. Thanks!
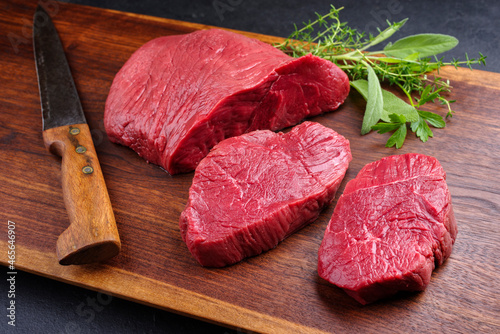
left=276, top=6, right=486, bottom=148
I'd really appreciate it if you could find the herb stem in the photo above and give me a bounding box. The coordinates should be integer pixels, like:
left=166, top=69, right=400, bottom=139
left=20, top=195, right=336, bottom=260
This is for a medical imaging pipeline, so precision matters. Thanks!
left=277, top=5, right=486, bottom=147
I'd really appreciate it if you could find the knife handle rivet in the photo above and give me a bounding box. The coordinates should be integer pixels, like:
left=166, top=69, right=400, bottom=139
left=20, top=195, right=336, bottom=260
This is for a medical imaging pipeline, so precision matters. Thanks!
left=69, top=128, right=80, bottom=135
left=82, top=166, right=93, bottom=174
left=75, top=145, right=87, bottom=154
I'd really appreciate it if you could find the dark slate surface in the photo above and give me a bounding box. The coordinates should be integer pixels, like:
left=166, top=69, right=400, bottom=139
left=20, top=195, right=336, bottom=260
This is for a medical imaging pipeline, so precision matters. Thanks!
left=3, top=1, right=498, bottom=333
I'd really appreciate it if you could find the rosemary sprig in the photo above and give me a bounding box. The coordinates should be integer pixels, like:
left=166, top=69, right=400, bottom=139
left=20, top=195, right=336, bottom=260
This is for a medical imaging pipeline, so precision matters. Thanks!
left=276, top=5, right=486, bottom=147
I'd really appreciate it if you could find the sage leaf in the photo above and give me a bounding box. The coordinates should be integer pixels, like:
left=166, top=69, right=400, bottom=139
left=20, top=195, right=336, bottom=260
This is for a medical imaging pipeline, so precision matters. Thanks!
left=358, top=64, right=384, bottom=135
left=379, top=89, right=418, bottom=122
left=374, top=57, right=405, bottom=64
left=383, top=33, right=458, bottom=58
left=279, top=6, right=487, bottom=148
left=351, top=79, right=419, bottom=123
left=404, top=52, right=420, bottom=61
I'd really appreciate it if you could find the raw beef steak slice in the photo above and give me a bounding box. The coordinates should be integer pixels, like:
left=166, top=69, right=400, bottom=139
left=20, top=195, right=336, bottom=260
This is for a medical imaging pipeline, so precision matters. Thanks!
left=318, top=153, right=457, bottom=305
left=180, top=122, right=351, bottom=267
left=104, top=29, right=350, bottom=174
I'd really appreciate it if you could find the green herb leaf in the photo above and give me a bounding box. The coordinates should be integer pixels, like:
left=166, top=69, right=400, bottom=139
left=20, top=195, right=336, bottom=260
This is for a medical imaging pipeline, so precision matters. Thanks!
left=360, top=64, right=384, bottom=135
left=373, top=114, right=407, bottom=147
left=359, top=18, right=408, bottom=51
left=277, top=6, right=486, bottom=147
left=371, top=122, right=401, bottom=134
left=383, top=33, right=458, bottom=58
left=404, top=52, right=420, bottom=61
left=374, top=57, right=405, bottom=64
left=386, top=124, right=407, bottom=148
left=410, top=117, right=433, bottom=142
left=418, top=88, right=441, bottom=106
left=418, top=109, right=446, bottom=128
left=380, top=90, right=418, bottom=123
left=351, top=79, right=419, bottom=122
left=410, top=109, right=445, bottom=143
left=388, top=113, right=406, bottom=123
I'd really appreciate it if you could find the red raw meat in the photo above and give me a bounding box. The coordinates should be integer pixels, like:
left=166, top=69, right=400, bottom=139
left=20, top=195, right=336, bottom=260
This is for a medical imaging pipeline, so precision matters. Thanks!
left=318, top=153, right=458, bottom=305
left=104, top=29, right=349, bottom=174
left=180, top=122, right=351, bottom=267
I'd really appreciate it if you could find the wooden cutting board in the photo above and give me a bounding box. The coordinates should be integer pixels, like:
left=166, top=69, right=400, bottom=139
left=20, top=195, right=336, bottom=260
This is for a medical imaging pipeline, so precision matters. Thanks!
left=1, top=1, right=499, bottom=332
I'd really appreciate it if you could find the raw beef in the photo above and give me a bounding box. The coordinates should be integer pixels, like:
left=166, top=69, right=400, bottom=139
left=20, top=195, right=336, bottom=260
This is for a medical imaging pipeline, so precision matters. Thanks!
left=104, top=29, right=350, bottom=174
left=318, top=153, right=458, bottom=305
left=180, top=122, right=351, bottom=267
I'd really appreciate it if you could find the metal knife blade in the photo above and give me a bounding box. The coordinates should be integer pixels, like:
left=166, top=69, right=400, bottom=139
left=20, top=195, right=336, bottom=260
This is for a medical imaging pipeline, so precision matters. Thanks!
left=33, top=6, right=86, bottom=130
left=33, top=5, right=120, bottom=265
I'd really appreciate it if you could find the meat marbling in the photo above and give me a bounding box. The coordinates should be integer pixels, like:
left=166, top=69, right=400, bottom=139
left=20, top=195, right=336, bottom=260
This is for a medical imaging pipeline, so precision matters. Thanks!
left=318, top=153, right=458, bottom=305
left=104, top=29, right=350, bottom=174
left=180, top=121, right=351, bottom=267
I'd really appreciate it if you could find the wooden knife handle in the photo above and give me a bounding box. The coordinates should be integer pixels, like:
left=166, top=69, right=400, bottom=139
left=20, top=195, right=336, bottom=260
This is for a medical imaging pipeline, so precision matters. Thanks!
left=43, top=123, right=121, bottom=265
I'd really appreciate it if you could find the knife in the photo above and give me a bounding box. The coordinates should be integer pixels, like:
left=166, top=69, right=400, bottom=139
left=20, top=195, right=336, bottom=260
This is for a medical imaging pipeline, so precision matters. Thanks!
left=33, top=6, right=120, bottom=265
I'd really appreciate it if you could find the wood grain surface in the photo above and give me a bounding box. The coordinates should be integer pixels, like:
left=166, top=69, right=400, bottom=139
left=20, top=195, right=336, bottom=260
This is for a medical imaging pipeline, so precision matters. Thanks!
left=1, top=1, right=499, bottom=333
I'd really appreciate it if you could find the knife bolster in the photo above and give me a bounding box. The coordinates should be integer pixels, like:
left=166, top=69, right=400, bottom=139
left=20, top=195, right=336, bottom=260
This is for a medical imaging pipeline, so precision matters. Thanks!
left=43, top=123, right=121, bottom=265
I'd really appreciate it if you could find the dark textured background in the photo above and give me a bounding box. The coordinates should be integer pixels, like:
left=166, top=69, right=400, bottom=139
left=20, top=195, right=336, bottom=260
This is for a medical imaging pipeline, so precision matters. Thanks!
left=3, top=1, right=499, bottom=333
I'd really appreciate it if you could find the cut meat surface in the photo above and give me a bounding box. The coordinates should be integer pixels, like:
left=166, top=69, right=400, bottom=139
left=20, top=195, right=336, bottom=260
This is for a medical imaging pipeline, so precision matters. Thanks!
left=104, top=29, right=350, bottom=174
left=318, top=153, right=457, bottom=305
left=180, top=122, right=351, bottom=267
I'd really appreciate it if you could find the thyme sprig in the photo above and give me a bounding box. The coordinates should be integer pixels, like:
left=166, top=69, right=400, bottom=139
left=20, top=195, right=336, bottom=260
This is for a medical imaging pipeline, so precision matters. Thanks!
left=276, top=6, right=486, bottom=147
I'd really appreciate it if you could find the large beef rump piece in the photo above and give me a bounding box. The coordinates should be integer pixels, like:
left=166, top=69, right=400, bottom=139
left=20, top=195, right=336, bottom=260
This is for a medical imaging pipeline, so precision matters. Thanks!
left=104, top=29, right=350, bottom=174
left=318, top=153, right=458, bottom=305
left=180, top=122, right=351, bottom=267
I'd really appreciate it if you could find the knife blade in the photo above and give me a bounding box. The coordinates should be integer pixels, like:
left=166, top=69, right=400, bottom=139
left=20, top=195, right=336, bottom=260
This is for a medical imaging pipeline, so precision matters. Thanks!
left=33, top=5, right=120, bottom=265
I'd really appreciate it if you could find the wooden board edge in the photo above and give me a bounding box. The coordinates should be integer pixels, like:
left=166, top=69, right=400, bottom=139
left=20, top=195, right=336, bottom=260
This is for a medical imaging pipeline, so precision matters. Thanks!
left=102, top=6, right=500, bottom=84
left=71, top=2, right=286, bottom=45
left=56, top=2, right=499, bottom=82
left=0, top=240, right=327, bottom=334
